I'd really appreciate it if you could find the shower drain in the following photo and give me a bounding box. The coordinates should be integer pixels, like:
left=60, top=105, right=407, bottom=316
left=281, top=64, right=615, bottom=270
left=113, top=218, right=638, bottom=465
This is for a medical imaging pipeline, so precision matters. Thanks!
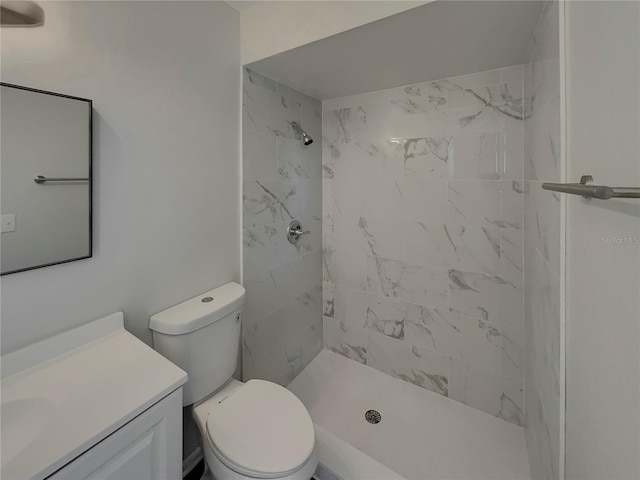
left=365, top=409, right=381, bottom=424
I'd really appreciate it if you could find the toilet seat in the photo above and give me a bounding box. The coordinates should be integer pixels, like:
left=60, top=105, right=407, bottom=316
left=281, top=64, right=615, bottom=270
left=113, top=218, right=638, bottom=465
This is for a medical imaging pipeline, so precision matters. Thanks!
left=204, top=379, right=315, bottom=479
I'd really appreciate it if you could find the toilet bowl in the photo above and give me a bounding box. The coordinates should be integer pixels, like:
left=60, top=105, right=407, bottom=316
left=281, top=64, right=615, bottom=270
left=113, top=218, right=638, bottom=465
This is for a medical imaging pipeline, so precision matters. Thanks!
left=149, top=282, right=318, bottom=480
left=193, top=379, right=317, bottom=480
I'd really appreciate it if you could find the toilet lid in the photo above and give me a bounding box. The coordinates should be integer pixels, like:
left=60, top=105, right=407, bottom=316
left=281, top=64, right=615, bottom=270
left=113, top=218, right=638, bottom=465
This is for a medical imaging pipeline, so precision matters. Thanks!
left=205, top=379, right=315, bottom=478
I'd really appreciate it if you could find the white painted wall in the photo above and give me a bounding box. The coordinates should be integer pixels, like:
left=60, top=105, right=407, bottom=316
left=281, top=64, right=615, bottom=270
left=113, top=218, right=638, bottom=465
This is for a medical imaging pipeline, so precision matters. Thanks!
left=1, top=85, right=91, bottom=274
left=564, top=2, right=640, bottom=478
left=0, top=1, right=241, bottom=353
left=240, top=0, right=429, bottom=65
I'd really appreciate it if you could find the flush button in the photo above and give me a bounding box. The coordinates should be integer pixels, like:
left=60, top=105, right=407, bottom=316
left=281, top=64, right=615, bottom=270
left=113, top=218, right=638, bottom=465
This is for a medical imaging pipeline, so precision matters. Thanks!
left=201, top=297, right=214, bottom=303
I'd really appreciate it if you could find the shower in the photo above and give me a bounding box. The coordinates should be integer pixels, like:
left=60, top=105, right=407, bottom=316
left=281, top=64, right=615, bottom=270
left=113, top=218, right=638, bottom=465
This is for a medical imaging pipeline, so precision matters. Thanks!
left=291, top=121, right=313, bottom=145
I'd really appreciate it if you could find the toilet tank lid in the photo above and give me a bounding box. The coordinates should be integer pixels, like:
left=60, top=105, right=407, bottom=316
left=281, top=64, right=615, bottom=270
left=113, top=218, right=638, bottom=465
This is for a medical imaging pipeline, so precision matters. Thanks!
left=149, top=282, right=245, bottom=335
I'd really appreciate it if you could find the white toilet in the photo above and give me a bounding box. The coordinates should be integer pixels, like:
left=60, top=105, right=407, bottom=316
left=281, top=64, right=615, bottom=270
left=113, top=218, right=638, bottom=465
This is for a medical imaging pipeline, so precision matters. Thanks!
left=149, top=282, right=318, bottom=480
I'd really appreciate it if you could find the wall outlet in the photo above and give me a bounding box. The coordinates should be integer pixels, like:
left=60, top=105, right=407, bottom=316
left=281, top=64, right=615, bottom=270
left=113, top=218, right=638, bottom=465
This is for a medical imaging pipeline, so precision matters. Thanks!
left=1, top=214, right=16, bottom=233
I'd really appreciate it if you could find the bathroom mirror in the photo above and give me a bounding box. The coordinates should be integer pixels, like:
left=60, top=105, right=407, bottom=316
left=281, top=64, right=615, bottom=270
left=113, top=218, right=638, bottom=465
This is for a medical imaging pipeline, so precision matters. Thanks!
left=1, top=83, right=92, bottom=275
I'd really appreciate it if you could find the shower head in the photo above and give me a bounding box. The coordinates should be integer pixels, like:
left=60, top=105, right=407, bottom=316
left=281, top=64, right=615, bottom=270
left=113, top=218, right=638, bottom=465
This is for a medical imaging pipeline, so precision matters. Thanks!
left=291, top=122, right=313, bottom=146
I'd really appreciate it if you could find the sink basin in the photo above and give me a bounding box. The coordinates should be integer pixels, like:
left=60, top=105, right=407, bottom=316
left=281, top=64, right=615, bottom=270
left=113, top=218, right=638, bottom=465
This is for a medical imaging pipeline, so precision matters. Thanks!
left=0, top=312, right=187, bottom=480
left=1, top=398, right=54, bottom=464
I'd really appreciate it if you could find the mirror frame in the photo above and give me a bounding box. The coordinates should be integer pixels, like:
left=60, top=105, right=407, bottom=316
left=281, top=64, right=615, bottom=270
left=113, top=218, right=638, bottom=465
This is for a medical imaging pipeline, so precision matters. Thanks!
left=0, top=82, right=93, bottom=275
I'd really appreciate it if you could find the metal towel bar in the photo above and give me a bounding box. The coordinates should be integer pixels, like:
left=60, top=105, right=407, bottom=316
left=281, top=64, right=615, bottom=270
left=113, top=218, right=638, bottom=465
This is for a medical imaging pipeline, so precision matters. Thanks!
left=542, top=175, right=640, bottom=199
left=34, top=175, right=89, bottom=184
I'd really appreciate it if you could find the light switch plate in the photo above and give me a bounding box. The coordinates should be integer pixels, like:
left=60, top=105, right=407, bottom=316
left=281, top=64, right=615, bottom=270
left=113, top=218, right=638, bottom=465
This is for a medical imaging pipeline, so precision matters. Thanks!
left=1, top=214, right=16, bottom=233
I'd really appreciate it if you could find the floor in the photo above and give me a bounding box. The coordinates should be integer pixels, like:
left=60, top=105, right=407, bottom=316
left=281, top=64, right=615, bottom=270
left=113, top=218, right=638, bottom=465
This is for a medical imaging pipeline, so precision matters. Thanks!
left=288, top=350, right=530, bottom=480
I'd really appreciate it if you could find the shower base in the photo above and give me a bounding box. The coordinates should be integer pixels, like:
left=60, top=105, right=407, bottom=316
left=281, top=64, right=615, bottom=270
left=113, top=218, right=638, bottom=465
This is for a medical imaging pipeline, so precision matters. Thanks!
left=289, top=350, right=530, bottom=480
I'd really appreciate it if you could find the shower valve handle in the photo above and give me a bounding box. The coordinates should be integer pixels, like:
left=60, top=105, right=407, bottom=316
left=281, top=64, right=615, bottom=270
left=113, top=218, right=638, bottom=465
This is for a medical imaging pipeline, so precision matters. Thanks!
left=287, top=220, right=310, bottom=244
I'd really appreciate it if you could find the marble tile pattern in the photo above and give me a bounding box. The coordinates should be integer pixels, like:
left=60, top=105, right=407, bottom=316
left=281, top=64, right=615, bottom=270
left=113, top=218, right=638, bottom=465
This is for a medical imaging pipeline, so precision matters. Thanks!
left=243, top=68, right=323, bottom=385
left=523, top=2, right=563, bottom=479
left=322, top=65, right=526, bottom=426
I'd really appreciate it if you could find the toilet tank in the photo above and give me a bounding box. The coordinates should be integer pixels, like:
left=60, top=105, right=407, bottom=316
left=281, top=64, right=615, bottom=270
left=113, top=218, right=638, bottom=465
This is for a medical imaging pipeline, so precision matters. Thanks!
left=149, top=282, right=245, bottom=406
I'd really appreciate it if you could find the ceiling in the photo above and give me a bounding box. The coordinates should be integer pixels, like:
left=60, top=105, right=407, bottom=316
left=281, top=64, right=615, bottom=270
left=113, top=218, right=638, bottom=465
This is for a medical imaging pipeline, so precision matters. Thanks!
left=247, top=1, right=543, bottom=100
left=225, top=1, right=261, bottom=13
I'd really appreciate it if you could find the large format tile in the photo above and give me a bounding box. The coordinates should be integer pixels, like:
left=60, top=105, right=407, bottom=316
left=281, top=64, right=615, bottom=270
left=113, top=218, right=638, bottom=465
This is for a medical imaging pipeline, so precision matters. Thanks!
left=449, top=134, right=500, bottom=179
left=500, top=131, right=525, bottom=181
left=243, top=222, right=296, bottom=278
left=323, top=248, right=367, bottom=290
left=525, top=247, right=561, bottom=408
left=404, top=137, right=451, bottom=180
left=405, top=304, right=501, bottom=372
left=323, top=179, right=367, bottom=216
left=277, top=137, right=322, bottom=179
left=362, top=178, right=406, bottom=219
left=525, top=83, right=561, bottom=182
left=396, top=179, right=449, bottom=223
left=366, top=331, right=449, bottom=396
left=323, top=140, right=403, bottom=180
left=243, top=289, right=322, bottom=385
left=525, top=181, right=561, bottom=273
left=300, top=179, right=323, bottom=221
left=243, top=179, right=300, bottom=228
left=331, top=285, right=406, bottom=340
left=523, top=3, right=562, bottom=477
left=449, top=269, right=523, bottom=325
left=323, top=316, right=368, bottom=364
left=449, top=357, right=523, bottom=427
left=448, top=180, right=501, bottom=227
left=243, top=82, right=301, bottom=139
left=445, top=75, right=524, bottom=135
left=366, top=256, right=448, bottom=310
left=500, top=228, right=524, bottom=283
left=322, top=106, right=368, bottom=145
left=242, top=73, right=323, bottom=387
left=333, top=215, right=404, bottom=260
left=300, top=99, right=322, bottom=143
left=448, top=180, right=523, bottom=229
left=404, top=222, right=501, bottom=275
left=321, top=64, right=528, bottom=432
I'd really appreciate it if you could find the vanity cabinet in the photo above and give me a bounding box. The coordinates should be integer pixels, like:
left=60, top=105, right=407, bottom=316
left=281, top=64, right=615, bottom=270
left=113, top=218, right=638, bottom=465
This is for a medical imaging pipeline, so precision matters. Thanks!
left=1, top=312, right=187, bottom=480
left=50, top=389, right=182, bottom=480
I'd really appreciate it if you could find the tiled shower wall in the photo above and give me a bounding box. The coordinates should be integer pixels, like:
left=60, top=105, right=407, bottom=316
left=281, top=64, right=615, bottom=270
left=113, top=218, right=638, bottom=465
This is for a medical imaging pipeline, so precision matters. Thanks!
left=523, top=2, right=563, bottom=479
left=242, top=68, right=323, bottom=385
left=322, top=66, right=526, bottom=426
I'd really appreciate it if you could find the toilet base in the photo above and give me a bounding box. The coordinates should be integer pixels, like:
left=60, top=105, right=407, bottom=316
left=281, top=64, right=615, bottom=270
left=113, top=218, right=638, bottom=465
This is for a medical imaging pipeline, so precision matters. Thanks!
left=192, top=379, right=318, bottom=480
left=203, top=443, right=318, bottom=480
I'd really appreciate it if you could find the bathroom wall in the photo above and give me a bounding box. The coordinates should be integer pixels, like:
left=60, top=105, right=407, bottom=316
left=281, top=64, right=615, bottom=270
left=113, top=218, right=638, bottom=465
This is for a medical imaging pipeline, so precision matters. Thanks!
left=322, top=65, right=525, bottom=426
left=564, top=2, right=640, bottom=478
left=0, top=1, right=241, bottom=352
left=522, top=1, right=564, bottom=478
left=242, top=68, right=323, bottom=385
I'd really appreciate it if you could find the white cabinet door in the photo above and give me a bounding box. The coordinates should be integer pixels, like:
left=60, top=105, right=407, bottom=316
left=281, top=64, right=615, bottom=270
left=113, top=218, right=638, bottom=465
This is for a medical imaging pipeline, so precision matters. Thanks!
left=51, top=389, right=182, bottom=480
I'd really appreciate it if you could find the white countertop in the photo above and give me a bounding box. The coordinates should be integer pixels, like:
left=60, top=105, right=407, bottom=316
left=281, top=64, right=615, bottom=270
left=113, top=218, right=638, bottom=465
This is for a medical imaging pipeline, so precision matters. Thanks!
left=1, top=312, right=187, bottom=480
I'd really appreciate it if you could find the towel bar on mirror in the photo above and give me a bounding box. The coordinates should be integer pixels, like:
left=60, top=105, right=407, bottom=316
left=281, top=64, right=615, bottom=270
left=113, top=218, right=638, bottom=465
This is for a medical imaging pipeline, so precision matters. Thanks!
left=34, top=175, right=89, bottom=184
left=542, top=175, right=640, bottom=199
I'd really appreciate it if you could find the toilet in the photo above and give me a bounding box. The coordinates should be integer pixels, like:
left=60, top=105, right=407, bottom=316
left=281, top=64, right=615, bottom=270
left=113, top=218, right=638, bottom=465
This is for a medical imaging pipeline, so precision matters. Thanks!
left=149, top=282, right=318, bottom=480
